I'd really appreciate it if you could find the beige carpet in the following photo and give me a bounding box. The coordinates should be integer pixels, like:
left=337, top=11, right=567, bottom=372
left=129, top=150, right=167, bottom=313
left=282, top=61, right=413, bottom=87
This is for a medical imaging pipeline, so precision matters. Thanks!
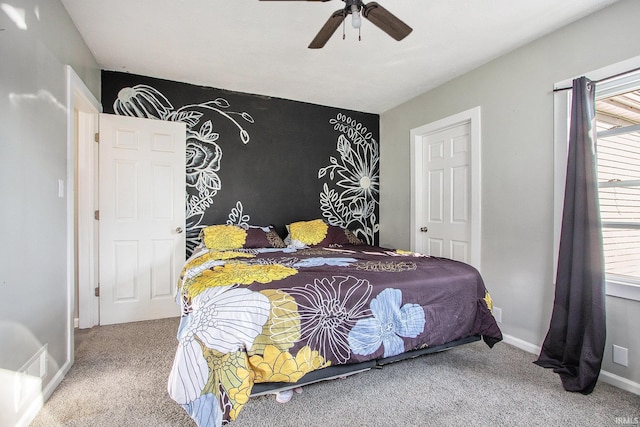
left=30, top=317, right=640, bottom=426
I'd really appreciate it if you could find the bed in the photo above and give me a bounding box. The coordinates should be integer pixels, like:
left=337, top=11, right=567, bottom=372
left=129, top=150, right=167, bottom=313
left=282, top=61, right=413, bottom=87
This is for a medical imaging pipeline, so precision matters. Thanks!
left=168, top=220, right=502, bottom=427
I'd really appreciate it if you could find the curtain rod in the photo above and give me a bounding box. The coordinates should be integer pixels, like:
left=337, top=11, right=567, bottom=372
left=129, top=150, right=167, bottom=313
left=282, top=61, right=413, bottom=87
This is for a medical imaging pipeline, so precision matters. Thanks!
left=553, top=65, right=640, bottom=92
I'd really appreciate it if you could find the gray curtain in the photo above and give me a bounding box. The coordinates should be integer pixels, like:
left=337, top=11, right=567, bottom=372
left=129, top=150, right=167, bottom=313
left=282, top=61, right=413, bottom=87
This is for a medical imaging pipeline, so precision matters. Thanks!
left=534, top=77, right=606, bottom=394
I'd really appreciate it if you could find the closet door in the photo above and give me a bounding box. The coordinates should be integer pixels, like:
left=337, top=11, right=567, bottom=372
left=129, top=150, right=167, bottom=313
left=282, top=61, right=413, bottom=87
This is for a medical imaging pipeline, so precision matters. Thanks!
left=417, top=121, right=472, bottom=263
left=411, top=107, right=481, bottom=270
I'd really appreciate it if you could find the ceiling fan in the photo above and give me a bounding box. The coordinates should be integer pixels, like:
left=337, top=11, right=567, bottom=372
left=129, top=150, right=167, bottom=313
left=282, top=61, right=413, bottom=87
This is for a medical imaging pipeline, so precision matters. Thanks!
left=260, top=0, right=413, bottom=49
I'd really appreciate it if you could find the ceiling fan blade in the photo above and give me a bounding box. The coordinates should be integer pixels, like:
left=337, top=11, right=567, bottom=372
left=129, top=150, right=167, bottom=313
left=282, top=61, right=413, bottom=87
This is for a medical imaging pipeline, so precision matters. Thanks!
left=362, top=2, right=412, bottom=41
left=308, top=9, right=345, bottom=49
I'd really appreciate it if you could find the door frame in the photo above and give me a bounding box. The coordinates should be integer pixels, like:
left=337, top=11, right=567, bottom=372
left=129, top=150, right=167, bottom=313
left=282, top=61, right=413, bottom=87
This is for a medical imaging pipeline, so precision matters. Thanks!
left=76, top=110, right=100, bottom=329
left=66, top=66, right=102, bottom=339
left=409, top=106, right=482, bottom=270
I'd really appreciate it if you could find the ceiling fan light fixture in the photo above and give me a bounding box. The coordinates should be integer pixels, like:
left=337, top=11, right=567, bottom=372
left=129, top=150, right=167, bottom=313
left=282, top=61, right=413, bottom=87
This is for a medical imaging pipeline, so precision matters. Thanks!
left=350, top=4, right=361, bottom=29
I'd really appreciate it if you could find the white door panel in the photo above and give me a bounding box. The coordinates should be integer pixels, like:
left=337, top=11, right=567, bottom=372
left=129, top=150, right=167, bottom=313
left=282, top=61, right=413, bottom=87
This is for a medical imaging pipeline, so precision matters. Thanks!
left=428, top=238, right=444, bottom=257
left=451, top=240, right=469, bottom=264
left=410, top=107, right=481, bottom=270
left=99, top=113, right=186, bottom=325
left=419, top=122, right=471, bottom=262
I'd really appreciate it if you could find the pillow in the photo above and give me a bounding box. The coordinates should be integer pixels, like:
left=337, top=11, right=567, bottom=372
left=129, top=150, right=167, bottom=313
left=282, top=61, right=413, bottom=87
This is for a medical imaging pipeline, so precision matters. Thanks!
left=343, top=228, right=364, bottom=245
left=288, top=219, right=363, bottom=247
left=202, top=224, right=285, bottom=250
left=245, top=225, right=286, bottom=249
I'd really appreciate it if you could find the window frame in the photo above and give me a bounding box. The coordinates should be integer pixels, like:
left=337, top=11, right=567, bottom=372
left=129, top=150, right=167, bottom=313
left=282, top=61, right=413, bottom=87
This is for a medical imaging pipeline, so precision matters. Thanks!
left=553, top=57, right=640, bottom=302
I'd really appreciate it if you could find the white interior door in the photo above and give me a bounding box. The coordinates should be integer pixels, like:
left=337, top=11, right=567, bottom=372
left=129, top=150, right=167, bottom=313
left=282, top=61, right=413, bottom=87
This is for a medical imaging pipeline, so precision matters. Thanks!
left=418, top=122, right=471, bottom=262
left=99, top=113, right=186, bottom=325
left=411, top=107, right=481, bottom=269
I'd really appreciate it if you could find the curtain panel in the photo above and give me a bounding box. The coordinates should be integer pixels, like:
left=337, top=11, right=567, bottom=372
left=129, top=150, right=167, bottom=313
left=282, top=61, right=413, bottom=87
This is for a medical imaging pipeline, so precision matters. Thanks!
left=534, top=77, right=606, bottom=394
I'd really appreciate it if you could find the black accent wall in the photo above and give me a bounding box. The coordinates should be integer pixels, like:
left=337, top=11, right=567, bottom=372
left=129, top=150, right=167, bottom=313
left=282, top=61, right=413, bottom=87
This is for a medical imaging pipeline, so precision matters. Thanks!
left=102, top=71, right=380, bottom=255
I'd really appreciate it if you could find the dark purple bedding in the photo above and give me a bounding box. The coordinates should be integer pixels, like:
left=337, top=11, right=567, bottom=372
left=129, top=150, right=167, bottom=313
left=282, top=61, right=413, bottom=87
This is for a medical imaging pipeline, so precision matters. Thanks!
left=168, top=244, right=502, bottom=426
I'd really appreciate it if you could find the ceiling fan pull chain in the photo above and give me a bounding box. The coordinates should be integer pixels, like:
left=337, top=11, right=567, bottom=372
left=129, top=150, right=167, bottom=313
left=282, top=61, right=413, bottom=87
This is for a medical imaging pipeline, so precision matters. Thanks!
left=342, top=11, right=346, bottom=40
left=359, top=26, right=361, bottom=42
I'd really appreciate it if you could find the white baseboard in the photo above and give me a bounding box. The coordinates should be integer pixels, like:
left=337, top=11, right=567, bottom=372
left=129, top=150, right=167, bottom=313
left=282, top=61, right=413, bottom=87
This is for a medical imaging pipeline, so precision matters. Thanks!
left=74, top=318, right=79, bottom=328
left=15, top=396, right=43, bottom=427
left=599, top=370, right=640, bottom=396
left=15, top=357, right=72, bottom=427
left=502, top=333, right=541, bottom=355
left=501, top=333, right=640, bottom=396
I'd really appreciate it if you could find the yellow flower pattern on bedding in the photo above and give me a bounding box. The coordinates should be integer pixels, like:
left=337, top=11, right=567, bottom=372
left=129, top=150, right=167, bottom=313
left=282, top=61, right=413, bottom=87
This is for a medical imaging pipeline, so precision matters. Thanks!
left=200, top=344, right=253, bottom=421
left=249, top=344, right=330, bottom=383
left=484, top=291, right=494, bottom=313
left=251, top=290, right=301, bottom=354
left=202, top=224, right=247, bottom=250
left=289, top=219, right=328, bottom=245
left=179, top=251, right=256, bottom=294
left=187, top=263, right=298, bottom=298
left=395, top=249, right=414, bottom=256
left=183, top=250, right=254, bottom=273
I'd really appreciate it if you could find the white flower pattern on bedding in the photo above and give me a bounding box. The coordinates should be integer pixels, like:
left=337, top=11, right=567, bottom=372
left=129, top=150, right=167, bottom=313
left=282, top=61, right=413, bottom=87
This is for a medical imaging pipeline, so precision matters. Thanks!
left=284, top=275, right=373, bottom=364
left=168, top=286, right=270, bottom=405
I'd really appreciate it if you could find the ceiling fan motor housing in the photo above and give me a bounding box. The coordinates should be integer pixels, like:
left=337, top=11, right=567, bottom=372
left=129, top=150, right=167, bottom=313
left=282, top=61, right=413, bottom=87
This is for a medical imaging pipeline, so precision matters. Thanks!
left=344, top=0, right=363, bottom=13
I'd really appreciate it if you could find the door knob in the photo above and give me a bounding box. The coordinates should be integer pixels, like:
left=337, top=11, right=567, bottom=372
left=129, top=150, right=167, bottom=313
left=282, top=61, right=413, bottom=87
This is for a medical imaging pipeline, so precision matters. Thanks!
left=420, top=227, right=428, bottom=233
left=176, top=227, right=184, bottom=234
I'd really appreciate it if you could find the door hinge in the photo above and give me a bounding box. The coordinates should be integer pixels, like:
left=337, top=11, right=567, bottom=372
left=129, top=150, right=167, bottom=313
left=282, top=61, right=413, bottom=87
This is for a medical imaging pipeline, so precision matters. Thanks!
left=94, top=286, right=100, bottom=297
left=94, top=210, right=99, bottom=220
left=94, top=132, right=99, bottom=143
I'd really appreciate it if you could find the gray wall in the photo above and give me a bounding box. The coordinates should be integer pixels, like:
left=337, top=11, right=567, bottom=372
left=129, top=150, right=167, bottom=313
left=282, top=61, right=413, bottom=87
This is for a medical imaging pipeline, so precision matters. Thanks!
left=380, top=0, right=640, bottom=386
left=0, top=0, right=100, bottom=424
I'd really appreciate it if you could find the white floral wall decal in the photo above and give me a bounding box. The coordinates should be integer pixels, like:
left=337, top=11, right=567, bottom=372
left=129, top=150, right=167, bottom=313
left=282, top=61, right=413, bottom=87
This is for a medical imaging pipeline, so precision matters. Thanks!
left=226, top=201, right=250, bottom=228
left=113, top=85, right=254, bottom=254
left=319, top=113, right=380, bottom=244
left=112, top=85, right=379, bottom=253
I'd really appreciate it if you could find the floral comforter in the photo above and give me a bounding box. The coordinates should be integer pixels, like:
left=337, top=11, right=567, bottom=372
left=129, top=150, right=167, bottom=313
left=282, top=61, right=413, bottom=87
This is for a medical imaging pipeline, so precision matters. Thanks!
left=167, top=245, right=502, bottom=426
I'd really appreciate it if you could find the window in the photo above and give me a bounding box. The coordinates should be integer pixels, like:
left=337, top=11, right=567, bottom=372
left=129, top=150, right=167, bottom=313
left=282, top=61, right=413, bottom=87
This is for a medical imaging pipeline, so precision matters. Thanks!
left=594, top=70, right=640, bottom=300
left=595, top=88, right=640, bottom=286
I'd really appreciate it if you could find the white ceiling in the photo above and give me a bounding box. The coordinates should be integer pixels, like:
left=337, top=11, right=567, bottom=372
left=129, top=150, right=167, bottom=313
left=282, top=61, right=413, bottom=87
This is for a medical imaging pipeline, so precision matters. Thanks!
left=61, top=0, right=619, bottom=114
